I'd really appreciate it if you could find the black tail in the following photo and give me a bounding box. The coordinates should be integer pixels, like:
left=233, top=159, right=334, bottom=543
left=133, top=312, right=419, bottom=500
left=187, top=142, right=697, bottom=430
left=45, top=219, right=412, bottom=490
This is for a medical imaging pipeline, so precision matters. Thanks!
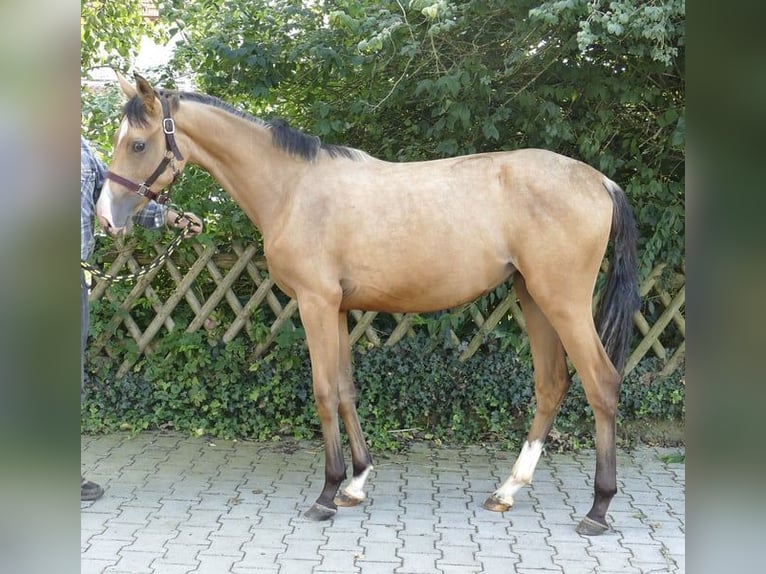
left=595, top=180, right=640, bottom=375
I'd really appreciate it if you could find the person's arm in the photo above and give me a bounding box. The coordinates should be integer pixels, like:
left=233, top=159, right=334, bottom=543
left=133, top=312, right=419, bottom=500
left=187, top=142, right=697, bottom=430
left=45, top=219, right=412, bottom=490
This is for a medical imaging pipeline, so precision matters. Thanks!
left=132, top=201, right=166, bottom=230
left=133, top=202, right=203, bottom=236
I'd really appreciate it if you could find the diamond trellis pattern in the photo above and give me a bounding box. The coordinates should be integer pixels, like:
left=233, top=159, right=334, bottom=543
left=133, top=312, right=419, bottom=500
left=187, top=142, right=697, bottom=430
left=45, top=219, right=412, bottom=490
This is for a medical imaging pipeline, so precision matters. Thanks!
left=87, top=242, right=684, bottom=379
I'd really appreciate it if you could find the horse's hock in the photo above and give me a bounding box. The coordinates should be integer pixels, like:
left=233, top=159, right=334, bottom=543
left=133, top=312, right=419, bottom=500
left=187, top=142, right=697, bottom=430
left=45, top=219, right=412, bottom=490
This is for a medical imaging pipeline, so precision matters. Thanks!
left=87, top=241, right=684, bottom=380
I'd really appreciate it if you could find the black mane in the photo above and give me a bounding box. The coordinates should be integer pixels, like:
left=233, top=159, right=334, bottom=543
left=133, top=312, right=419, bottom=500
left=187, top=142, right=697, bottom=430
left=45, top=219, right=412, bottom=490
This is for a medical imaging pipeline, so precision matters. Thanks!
left=124, top=89, right=360, bottom=162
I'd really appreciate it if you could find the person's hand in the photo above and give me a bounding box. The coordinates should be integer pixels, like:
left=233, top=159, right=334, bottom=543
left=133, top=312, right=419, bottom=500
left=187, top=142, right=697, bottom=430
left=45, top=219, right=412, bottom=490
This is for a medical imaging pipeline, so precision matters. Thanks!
left=165, top=209, right=203, bottom=237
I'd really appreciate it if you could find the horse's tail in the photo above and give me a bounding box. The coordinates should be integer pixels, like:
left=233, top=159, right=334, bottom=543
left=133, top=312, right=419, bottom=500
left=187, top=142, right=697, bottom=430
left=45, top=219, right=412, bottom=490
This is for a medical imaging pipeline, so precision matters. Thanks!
left=595, top=179, right=641, bottom=375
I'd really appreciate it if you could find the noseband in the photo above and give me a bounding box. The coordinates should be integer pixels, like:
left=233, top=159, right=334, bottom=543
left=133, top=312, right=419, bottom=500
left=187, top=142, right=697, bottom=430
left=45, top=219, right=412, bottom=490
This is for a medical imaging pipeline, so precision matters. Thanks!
left=105, top=94, right=183, bottom=205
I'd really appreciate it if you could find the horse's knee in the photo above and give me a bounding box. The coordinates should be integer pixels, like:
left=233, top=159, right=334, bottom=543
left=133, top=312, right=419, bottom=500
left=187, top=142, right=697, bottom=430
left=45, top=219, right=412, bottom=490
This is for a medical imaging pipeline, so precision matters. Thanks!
left=313, top=389, right=339, bottom=419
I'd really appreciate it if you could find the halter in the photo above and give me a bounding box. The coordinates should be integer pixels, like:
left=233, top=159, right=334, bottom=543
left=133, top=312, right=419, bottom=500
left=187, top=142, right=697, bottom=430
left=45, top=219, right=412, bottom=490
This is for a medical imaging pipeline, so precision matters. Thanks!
left=105, top=94, right=183, bottom=205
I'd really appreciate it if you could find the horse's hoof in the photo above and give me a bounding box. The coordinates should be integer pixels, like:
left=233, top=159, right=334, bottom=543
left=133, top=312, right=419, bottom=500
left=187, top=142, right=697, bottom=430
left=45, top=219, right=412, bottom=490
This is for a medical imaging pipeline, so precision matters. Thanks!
left=334, top=491, right=364, bottom=507
left=482, top=494, right=512, bottom=513
left=575, top=515, right=609, bottom=536
left=303, top=502, right=337, bottom=521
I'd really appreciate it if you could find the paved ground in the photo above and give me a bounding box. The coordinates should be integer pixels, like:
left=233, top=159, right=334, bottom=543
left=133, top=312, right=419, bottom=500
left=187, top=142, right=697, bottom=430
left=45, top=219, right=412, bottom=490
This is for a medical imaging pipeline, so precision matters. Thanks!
left=81, top=432, right=685, bottom=573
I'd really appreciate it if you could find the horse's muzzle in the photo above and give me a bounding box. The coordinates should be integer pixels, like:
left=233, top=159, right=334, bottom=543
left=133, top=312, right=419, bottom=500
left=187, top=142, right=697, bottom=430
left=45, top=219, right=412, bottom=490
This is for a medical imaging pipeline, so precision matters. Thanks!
left=97, top=214, right=126, bottom=237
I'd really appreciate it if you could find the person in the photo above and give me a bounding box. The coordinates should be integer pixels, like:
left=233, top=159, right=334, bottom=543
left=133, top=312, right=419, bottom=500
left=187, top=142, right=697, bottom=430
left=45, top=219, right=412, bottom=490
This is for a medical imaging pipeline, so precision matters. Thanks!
left=80, top=136, right=202, bottom=500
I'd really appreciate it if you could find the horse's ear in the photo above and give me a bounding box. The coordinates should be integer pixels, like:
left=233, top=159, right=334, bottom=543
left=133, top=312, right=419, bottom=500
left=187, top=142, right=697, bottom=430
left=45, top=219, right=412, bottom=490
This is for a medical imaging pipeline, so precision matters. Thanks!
left=133, top=73, right=157, bottom=114
left=114, top=70, right=136, bottom=99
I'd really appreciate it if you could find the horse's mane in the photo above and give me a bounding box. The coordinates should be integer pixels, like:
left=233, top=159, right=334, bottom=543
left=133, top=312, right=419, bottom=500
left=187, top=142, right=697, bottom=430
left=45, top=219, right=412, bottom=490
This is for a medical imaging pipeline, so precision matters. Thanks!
left=124, top=89, right=363, bottom=162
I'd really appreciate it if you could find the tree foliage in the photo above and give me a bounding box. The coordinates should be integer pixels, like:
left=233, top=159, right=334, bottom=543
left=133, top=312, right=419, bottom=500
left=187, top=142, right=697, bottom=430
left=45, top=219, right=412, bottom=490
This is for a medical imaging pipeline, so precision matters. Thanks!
left=81, top=0, right=158, bottom=74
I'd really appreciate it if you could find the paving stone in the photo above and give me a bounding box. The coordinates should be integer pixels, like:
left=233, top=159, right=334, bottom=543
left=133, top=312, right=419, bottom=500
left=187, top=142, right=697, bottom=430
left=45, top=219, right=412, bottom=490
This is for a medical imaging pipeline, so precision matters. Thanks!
left=516, top=547, right=559, bottom=570
left=144, top=559, right=197, bottom=574
left=274, top=558, right=321, bottom=574
left=396, top=534, right=440, bottom=555
left=400, top=516, right=445, bottom=537
left=355, top=561, right=404, bottom=574
left=320, top=531, right=364, bottom=552
left=315, top=548, right=362, bottom=572
left=439, top=564, right=483, bottom=574
left=82, top=538, right=132, bottom=560
left=111, top=549, right=164, bottom=573
left=361, top=508, right=401, bottom=526
left=436, top=543, right=481, bottom=567
left=395, top=552, right=439, bottom=573
left=554, top=559, right=600, bottom=574
left=357, top=541, right=403, bottom=563
left=192, top=553, right=239, bottom=573
left=278, top=539, right=322, bottom=561
left=213, top=517, right=257, bottom=539
left=478, top=555, right=522, bottom=572
left=231, top=566, right=279, bottom=573
left=125, top=531, right=175, bottom=554
left=91, top=521, right=141, bottom=541
left=198, top=535, right=246, bottom=557
left=550, top=539, right=594, bottom=561
left=81, top=558, right=118, bottom=574
left=162, top=542, right=206, bottom=565
left=435, top=526, right=477, bottom=547
left=474, top=539, right=516, bottom=558
left=172, top=524, right=217, bottom=546
left=235, top=543, right=283, bottom=567
left=110, top=506, right=154, bottom=524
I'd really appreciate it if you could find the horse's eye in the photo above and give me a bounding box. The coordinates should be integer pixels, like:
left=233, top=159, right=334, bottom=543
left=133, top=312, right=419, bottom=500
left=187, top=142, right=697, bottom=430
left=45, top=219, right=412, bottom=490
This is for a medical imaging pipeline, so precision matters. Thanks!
left=132, top=141, right=146, bottom=153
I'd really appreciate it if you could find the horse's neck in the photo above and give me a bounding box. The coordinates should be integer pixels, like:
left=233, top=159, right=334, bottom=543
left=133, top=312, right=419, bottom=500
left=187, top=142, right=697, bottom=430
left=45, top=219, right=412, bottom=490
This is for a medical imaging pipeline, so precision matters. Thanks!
left=179, top=104, right=299, bottom=236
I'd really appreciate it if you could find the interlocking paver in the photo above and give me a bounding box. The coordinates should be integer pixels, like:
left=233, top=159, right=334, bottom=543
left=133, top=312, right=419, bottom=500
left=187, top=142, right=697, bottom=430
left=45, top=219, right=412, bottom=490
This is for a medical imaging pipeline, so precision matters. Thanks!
left=315, top=548, right=362, bottom=572
left=395, top=551, right=439, bottom=573
left=162, top=542, right=206, bottom=565
left=109, top=549, right=164, bottom=573
left=435, top=544, right=480, bottom=567
left=81, top=558, right=118, bottom=574
left=82, top=432, right=685, bottom=573
left=396, top=534, right=440, bottom=555
left=357, top=541, right=402, bottom=563
left=193, top=553, right=240, bottom=573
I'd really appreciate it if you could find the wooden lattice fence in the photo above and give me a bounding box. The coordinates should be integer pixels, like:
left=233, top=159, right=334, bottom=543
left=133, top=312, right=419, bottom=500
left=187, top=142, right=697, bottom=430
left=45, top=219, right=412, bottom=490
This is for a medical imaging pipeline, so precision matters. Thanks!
left=87, top=240, right=685, bottom=379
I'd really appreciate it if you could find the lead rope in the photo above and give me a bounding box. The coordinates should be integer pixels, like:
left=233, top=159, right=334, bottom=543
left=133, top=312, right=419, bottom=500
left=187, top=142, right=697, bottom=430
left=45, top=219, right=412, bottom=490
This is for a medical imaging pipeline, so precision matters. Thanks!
left=81, top=209, right=199, bottom=285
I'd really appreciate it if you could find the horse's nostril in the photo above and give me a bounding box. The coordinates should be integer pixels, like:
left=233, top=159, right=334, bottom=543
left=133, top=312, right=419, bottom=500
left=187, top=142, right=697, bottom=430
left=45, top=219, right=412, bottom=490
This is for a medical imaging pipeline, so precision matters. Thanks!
left=97, top=215, right=113, bottom=230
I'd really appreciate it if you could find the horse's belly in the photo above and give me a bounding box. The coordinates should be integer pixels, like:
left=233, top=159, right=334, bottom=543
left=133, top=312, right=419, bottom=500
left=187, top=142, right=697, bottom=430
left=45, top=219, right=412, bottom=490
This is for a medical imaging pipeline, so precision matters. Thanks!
left=339, top=259, right=515, bottom=313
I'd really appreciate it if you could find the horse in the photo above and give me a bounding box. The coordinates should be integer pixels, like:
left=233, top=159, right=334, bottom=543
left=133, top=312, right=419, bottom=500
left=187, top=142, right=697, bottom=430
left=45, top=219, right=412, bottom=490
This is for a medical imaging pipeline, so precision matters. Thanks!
left=96, top=72, right=639, bottom=535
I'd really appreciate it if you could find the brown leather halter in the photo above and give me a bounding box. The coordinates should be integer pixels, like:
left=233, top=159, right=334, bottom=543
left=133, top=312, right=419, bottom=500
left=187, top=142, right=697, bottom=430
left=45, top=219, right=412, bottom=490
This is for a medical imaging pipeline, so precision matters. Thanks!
left=105, top=94, right=183, bottom=205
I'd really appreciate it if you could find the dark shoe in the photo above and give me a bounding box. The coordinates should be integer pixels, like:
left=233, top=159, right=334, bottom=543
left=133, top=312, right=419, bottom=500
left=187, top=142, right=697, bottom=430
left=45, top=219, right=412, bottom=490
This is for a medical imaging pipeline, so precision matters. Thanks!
left=81, top=476, right=104, bottom=501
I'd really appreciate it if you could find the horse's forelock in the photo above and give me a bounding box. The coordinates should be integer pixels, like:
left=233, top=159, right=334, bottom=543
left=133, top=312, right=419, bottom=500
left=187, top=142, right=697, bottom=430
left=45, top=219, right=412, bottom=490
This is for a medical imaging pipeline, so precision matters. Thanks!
left=123, top=95, right=151, bottom=128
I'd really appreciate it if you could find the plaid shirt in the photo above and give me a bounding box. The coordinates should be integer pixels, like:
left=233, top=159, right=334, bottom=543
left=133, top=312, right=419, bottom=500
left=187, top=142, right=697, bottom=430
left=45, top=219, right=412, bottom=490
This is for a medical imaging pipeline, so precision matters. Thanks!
left=81, top=136, right=167, bottom=260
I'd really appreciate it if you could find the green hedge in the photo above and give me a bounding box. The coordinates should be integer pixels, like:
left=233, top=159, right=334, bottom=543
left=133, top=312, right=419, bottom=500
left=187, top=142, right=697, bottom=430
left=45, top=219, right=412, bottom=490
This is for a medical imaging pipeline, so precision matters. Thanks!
left=82, top=331, right=684, bottom=451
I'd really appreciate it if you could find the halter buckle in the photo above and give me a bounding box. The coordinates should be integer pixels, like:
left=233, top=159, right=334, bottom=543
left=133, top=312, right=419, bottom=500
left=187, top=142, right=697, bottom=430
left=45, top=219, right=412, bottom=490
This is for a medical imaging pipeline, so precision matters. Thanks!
left=163, top=117, right=176, bottom=135
left=137, top=183, right=157, bottom=201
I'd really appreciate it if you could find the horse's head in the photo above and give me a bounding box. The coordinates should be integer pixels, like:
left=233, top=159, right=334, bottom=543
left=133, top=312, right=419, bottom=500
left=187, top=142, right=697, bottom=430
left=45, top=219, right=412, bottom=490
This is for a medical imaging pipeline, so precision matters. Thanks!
left=96, top=72, right=186, bottom=235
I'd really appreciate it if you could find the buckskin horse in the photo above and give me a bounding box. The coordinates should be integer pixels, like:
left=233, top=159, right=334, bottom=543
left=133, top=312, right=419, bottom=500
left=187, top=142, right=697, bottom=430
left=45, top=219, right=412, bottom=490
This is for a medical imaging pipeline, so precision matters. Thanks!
left=96, top=72, right=639, bottom=535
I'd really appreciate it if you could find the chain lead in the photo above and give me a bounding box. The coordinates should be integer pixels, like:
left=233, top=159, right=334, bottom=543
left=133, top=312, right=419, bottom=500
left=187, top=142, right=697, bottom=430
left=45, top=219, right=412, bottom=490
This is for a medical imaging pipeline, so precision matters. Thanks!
left=81, top=209, right=199, bottom=284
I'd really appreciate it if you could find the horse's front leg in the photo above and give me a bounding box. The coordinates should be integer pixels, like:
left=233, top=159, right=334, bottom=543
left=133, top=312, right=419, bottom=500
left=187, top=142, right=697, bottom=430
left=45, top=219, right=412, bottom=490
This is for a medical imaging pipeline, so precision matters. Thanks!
left=334, top=311, right=374, bottom=507
left=298, top=292, right=346, bottom=521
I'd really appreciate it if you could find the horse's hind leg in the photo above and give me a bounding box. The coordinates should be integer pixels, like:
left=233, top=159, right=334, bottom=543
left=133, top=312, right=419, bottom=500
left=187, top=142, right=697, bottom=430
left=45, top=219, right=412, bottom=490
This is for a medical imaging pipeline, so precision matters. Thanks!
left=334, top=312, right=374, bottom=507
left=525, top=280, right=622, bottom=535
left=484, top=275, right=571, bottom=512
